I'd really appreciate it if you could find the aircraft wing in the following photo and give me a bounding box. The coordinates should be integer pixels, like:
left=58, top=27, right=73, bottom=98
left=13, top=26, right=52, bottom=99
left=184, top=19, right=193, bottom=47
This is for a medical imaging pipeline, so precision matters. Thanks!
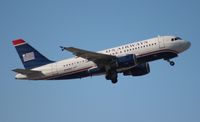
left=12, top=69, right=42, bottom=76
left=60, top=46, right=116, bottom=65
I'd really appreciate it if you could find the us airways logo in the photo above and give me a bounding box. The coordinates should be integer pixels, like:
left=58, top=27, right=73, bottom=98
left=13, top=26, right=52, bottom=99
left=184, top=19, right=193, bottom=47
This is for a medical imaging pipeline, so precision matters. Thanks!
left=22, top=52, right=35, bottom=62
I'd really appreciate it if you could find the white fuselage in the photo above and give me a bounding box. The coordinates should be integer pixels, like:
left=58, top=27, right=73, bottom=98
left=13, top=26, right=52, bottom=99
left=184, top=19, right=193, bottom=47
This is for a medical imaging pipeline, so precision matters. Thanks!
left=15, top=36, right=190, bottom=80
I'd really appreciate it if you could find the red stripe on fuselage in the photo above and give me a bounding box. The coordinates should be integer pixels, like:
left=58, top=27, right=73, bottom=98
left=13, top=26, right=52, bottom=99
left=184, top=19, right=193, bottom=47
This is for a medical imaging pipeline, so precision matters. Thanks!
left=40, top=66, right=94, bottom=80
left=12, top=39, right=26, bottom=46
left=63, top=66, right=93, bottom=75
left=136, top=49, right=178, bottom=57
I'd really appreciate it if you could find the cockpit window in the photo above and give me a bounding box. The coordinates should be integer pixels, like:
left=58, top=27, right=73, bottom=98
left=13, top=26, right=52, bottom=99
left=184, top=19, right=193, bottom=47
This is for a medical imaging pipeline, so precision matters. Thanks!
left=171, top=37, right=182, bottom=41
left=175, top=37, right=182, bottom=40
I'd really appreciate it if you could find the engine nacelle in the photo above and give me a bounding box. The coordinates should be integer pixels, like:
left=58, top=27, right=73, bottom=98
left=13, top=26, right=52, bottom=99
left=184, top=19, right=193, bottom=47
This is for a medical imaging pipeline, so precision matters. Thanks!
left=123, top=63, right=150, bottom=76
left=117, top=54, right=137, bottom=68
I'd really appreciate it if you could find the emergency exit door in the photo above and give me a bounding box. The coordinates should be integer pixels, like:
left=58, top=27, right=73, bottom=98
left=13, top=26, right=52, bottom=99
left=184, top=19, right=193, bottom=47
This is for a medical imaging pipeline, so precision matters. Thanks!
left=158, top=37, right=165, bottom=48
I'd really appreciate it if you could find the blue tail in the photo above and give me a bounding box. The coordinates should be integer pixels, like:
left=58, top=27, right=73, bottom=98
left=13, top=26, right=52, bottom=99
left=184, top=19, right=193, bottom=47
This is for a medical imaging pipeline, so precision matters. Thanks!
left=12, top=39, right=54, bottom=69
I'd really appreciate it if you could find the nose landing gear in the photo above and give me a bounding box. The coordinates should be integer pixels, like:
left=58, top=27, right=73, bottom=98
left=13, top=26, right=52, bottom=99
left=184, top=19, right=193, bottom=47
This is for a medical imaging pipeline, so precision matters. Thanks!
left=166, top=59, right=175, bottom=66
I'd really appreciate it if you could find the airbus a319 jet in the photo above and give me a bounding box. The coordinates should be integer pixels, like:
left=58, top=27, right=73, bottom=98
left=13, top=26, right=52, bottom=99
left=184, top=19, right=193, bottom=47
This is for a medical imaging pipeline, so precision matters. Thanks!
left=12, top=36, right=191, bottom=84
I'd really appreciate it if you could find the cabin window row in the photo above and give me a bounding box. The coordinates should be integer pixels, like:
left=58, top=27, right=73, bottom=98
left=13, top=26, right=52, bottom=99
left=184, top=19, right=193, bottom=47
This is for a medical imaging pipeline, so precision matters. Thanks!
left=63, top=59, right=88, bottom=67
left=106, top=42, right=157, bottom=55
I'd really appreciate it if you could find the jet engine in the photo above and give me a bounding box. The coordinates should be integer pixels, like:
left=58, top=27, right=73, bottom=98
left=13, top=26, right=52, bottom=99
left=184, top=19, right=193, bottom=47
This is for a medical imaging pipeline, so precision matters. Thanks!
left=123, top=63, right=150, bottom=76
left=117, top=54, right=137, bottom=68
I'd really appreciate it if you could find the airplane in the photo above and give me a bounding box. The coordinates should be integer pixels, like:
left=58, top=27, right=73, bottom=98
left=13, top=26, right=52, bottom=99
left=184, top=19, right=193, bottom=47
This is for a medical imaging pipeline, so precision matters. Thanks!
left=12, top=36, right=191, bottom=84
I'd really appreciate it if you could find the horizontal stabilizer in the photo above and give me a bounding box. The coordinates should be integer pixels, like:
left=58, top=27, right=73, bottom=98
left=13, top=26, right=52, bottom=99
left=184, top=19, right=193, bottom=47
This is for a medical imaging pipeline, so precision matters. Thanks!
left=12, top=69, right=42, bottom=76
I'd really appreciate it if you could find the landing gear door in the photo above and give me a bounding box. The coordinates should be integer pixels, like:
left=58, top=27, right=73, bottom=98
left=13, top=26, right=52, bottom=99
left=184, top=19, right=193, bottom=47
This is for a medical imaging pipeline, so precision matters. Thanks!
left=158, top=37, right=165, bottom=49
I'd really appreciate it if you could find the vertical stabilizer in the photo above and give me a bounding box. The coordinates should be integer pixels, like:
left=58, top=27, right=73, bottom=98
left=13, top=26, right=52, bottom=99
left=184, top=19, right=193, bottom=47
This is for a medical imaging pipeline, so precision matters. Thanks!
left=12, top=39, right=54, bottom=69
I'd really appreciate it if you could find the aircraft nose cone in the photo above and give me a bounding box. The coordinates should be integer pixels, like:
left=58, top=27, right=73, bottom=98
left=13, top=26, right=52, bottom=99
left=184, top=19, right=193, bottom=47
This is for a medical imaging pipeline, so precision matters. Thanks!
left=184, top=41, right=191, bottom=50
left=177, top=40, right=191, bottom=53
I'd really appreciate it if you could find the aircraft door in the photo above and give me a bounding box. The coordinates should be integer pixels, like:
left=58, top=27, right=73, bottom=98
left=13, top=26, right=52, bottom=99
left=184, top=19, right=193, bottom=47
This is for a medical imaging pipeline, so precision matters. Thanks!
left=158, top=37, right=165, bottom=49
left=51, top=63, right=58, bottom=75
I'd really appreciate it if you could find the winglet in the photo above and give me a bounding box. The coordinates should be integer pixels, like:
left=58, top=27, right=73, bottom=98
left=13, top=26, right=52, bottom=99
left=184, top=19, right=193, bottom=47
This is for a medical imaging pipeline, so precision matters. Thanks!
left=60, top=46, right=65, bottom=51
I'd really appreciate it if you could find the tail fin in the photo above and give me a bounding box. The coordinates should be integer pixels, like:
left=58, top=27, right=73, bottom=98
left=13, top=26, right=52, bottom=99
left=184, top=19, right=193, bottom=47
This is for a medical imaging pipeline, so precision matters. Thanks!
left=12, top=39, right=54, bottom=69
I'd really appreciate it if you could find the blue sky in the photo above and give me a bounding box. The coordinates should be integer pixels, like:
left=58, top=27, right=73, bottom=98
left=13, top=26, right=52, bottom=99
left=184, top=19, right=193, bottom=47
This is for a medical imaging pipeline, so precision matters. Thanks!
left=0, top=0, right=200, bottom=122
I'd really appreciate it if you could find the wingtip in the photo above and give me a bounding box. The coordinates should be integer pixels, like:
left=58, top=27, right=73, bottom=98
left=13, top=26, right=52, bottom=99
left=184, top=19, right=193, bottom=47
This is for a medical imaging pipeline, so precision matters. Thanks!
left=12, top=69, right=16, bottom=72
left=12, top=69, right=19, bottom=73
left=60, top=46, right=65, bottom=51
